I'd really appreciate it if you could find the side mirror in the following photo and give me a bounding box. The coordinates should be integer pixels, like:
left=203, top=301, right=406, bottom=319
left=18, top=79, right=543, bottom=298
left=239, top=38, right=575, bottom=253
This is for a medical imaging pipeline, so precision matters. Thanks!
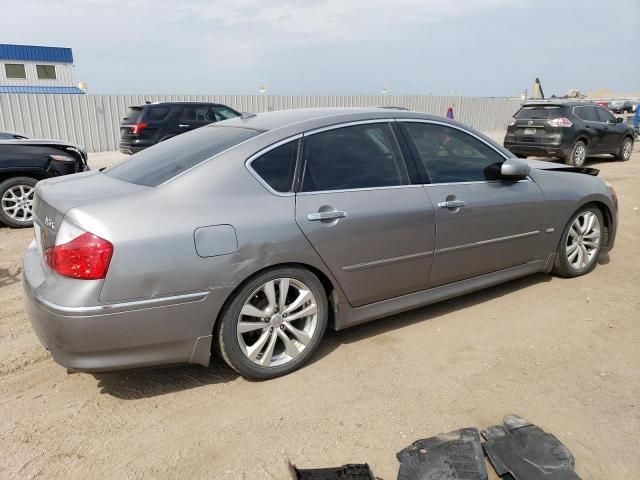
left=615, top=117, right=624, bottom=124
left=501, top=158, right=530, bottom=179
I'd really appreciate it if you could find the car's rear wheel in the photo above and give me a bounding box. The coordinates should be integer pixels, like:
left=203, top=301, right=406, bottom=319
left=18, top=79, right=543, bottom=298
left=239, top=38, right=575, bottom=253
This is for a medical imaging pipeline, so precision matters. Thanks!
left=0, top=176, right=38, bottom=228
left=216, top=267, right=328, bottom=380
left=552, top=206, right=603, bottom=278
left=566, top=140, right=587, bottom=167
left=614, top=137, right=633, bottom=161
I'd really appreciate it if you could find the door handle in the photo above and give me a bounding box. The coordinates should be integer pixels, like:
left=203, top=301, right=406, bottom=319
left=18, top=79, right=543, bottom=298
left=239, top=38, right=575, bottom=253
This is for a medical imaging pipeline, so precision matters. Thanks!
left=178, top=124, right=190, bottom=128
left=437, top=200, right=466, bottom=209
left=307, top=211, right=347, bottom=221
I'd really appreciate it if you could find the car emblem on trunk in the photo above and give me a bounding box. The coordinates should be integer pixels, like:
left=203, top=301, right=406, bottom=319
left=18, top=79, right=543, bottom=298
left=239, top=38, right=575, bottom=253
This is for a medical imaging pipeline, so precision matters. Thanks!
left=44, top=216, right=56, bottom=229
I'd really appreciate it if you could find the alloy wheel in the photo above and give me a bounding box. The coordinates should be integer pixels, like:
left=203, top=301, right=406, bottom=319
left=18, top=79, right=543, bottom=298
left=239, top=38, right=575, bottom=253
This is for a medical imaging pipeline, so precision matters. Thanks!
left=1, top=184, right=34, bottom=223
left=622, top=140, right=632, bottom=160
left=236, top=278, right=319, bottom=367
left=565, top=211, right=601, bottom=270
left=573, top=144, right=586, bottom=167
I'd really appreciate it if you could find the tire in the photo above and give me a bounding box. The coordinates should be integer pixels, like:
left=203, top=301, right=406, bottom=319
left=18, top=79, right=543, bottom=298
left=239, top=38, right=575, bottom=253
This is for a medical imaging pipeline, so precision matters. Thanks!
left=614, top=137, right=633, bottom=161
left=566, top=140, right=587, bottom=167
left=215, top=267, right=329, bottom=380
left=0, top=176, right=38, bottom=228
left=552, top=206, right=604, bottom=278
left=516, top=154, right=528, bottom=159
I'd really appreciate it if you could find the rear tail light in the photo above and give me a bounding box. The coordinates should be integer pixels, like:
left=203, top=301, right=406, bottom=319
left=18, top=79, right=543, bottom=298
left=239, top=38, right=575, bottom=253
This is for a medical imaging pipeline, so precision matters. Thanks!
left=44, top=220, right=113, bottom=280
left=548, top=117, right=573, bottom=127
left=508, top=117, right=516, bottom=126
left=130, top=122, right=148, bottom=135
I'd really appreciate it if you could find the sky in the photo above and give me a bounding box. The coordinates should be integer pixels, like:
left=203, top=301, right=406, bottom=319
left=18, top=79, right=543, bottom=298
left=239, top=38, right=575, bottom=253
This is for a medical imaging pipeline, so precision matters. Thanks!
left=2, top=0, right=639, bottom=96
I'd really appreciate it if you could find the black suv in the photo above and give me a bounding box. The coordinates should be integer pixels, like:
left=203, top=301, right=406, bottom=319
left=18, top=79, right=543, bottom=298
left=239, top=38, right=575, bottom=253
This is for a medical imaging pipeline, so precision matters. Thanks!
left=504, top=101, right=635, bottom=166
left=119, top=102, right=240, bottom=154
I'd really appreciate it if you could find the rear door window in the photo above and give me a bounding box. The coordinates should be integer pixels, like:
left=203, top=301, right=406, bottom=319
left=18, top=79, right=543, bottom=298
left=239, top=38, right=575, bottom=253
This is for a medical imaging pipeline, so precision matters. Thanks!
left=575, top=106, right=599, bottom=122
left=301, top=123, right=409, bottom=192
left=179, top=105, right=212, bottom=123
left=250, top=140, right=298, bottom=193
left=144, top=107, right=171, bottom=122
left=106, top=126, right=261, bottom=186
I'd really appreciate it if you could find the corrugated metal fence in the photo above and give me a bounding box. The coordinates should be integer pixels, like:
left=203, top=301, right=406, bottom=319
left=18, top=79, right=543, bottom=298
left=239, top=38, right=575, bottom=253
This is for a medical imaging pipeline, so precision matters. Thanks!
left=0, top=94, right=522, bottom=152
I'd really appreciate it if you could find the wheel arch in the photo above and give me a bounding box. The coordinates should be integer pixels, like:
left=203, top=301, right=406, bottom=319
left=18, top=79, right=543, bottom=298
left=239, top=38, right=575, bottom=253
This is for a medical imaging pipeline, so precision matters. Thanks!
left=0, top=170, right=48, bottom=184
left=211, top=261, right=340, bottom=338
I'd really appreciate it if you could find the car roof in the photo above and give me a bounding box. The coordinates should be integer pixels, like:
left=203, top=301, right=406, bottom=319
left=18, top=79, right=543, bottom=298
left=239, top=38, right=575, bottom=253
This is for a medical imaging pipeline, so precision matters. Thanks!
left=522, top=100, right=598, bottom=108
left=130, top=102, right=230, bottom=108
left=211, top=107, right=451, bottom=133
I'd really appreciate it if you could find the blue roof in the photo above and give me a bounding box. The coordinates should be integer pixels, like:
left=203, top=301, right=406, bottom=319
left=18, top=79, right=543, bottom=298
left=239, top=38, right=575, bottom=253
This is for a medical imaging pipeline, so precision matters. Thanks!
left=0, top=44, right=73, bottom=63
left=0, top=86, right=85, bottom=94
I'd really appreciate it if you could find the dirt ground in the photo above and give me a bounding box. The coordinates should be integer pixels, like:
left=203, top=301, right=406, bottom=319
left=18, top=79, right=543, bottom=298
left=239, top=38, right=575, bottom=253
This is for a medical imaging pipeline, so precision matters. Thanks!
left=1, top=141, right=639, bottom=480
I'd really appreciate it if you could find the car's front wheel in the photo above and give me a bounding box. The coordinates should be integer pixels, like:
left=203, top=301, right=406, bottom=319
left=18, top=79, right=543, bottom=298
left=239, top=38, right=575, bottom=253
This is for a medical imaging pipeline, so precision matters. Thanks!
left=566, top=140, right=587, bottom=167
left=553, top=206, right=604, bottom=278
left=614, top=137, right=633, bottom=161
left=0, top=176, right=38, bottom=228
left=216, top=267, right=329, bottom=380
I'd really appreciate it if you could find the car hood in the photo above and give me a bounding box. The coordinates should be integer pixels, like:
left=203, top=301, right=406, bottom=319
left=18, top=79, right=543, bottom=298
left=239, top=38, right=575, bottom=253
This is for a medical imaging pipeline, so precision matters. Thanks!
left=0, top=138, right=87, bottom=160
left=525, top=159, right=599, bottom=176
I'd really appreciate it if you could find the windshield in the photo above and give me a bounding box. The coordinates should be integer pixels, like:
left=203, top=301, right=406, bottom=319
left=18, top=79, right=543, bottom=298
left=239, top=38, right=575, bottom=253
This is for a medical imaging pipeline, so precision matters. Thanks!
left=106, top=126, right=261, bottom=186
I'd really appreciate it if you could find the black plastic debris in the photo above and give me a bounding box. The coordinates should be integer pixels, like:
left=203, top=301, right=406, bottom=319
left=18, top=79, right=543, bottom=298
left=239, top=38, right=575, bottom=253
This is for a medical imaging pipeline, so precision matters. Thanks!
left=396, top=427, right=488, bottom=480
left=481, top=414, right=582, bottom=480
left=291, top=463, right=376, bottom=480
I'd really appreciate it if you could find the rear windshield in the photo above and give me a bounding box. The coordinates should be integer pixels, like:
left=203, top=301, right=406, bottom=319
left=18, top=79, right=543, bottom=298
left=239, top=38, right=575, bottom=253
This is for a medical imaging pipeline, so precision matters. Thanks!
left=106, top=126, right=261, bottom=186
left=515, top=106, right=562, bottom=119
left=123, top=107, right=143, bottom=124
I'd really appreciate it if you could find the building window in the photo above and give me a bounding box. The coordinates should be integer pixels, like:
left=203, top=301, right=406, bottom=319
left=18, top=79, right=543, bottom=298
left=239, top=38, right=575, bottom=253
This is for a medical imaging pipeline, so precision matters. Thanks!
left=36, top=65, right=57, bottom=80
left=5, top=63, right=26, bottom=79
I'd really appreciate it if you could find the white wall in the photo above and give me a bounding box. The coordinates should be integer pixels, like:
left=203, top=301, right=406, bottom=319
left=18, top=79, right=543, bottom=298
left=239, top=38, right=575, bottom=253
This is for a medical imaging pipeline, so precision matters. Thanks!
left=0, top=62, right=75, bottom=87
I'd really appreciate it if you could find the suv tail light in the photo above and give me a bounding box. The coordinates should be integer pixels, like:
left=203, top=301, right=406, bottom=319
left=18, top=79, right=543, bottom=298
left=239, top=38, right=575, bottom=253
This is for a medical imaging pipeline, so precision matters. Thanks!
left=44, top=220, right=113, bottom=280
left=548, top=117, right=573, bottom=127
left=130, top=122, right=148, bottom=135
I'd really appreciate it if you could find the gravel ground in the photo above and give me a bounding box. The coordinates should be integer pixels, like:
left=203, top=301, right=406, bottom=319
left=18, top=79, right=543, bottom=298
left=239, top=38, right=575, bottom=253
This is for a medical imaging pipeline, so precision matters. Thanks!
left=0, top=140, right=639, bottom=479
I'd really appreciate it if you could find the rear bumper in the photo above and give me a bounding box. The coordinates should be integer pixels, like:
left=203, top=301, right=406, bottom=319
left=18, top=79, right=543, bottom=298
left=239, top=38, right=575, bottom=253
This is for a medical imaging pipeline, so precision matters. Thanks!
left=22, top=242, right=232, bottom=372
left=503, top=141, right=572, bottom=158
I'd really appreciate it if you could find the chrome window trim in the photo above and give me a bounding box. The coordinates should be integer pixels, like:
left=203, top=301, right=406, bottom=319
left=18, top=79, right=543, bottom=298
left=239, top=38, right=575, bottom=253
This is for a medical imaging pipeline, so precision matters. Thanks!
left=244, top=134, right=303, bottom=197
left=303, top=119, right=392, bottom=136
left=423, top=178, right=532, bottom=187
left=435, top=230, right=540, bottom=254
left=396, top=118, right=511, bottom=162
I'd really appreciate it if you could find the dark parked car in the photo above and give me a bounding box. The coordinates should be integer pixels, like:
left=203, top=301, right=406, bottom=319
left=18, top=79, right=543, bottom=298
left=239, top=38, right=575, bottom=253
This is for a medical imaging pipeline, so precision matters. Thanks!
left=609, top=100, right=634, bottom=114
left=0, top=139, right=88, bottom=227
left=504, top=101, right=635, bottom=166
left=0, top=131, right=28, bottom=140
left=119, top=102, right=240, bottom=154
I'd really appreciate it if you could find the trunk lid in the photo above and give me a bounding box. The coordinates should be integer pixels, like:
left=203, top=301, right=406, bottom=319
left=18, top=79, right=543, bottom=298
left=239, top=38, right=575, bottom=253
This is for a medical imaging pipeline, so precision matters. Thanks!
left=33, top=171, right=148, bottom=253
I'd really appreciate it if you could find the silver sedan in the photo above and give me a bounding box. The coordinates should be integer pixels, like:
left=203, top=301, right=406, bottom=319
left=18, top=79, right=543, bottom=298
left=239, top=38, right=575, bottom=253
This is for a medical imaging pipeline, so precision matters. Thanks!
left=23, top=108, right=617, bottom=379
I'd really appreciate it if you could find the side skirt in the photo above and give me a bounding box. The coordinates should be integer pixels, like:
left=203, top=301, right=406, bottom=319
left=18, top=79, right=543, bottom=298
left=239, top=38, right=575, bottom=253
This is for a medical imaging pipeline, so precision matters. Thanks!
left=334, top=259, right=549, bottom=330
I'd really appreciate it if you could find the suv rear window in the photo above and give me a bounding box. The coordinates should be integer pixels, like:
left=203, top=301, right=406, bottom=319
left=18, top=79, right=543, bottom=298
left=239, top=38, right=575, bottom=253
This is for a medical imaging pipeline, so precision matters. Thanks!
left=106, top=126, right=261, bottom=186
left=123, top=107, right=143, bottom=124
left=515, top=106, right=562, bottom=119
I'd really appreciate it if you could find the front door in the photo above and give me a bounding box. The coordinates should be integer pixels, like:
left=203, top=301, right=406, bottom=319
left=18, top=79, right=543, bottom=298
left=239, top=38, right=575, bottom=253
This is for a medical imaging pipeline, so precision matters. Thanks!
left=295, top=122, right=435, bottom=307
left=400, top=120, right=547, bottom=288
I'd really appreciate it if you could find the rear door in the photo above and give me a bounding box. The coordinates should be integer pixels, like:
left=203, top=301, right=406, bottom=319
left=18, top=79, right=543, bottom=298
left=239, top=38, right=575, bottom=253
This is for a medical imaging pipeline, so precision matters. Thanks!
left=595, top=107, right=623, bottom=153
left=574, top=105, right=607, bottom=152
left=400, top=121, right=547, bottom=288
left=295, top=121, right=435, bottom=307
